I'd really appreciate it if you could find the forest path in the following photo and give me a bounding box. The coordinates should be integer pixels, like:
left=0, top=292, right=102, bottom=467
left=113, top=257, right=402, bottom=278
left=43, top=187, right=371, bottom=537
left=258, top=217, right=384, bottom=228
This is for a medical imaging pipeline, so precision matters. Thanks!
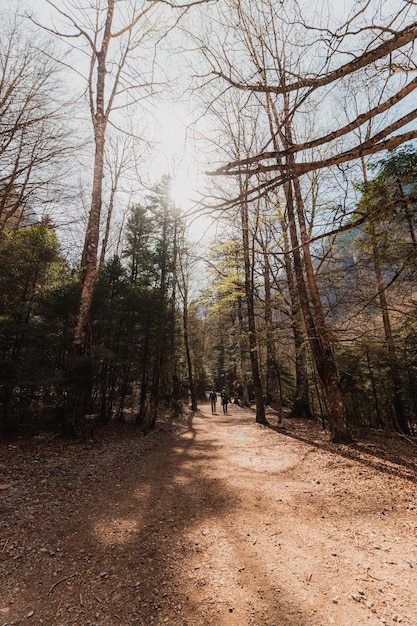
left=1, top=402, right=416, bottom=625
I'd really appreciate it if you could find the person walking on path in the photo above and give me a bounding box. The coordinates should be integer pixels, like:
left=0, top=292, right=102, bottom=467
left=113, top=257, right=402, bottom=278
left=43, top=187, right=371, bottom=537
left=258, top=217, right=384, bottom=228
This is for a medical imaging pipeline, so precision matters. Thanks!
left=221, top=388, right=229, bottom=414
left=209, top=389, right=217, bottom=414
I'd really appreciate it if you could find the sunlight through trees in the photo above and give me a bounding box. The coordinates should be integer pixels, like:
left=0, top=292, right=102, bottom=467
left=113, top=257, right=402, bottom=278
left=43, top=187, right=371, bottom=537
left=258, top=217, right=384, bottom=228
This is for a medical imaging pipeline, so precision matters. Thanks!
left=1, top=0, right=417, bottom=440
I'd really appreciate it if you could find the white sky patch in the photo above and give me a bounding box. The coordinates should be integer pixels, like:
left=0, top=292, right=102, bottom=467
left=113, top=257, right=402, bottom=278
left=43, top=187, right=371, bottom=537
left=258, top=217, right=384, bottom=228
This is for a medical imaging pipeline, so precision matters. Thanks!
left=151, top=101, right=205, bottom=211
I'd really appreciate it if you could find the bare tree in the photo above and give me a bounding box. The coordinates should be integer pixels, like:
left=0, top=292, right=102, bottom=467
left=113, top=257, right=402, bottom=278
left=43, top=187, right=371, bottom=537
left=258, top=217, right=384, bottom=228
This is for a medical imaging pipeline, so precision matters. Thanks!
left=0, top=13, right=75, bottom=232
left=36, top=0, right=221, bottom=356
left=190, top=0, right=417, bottom=440
left=34, top=0, right=173, bottom=353
left=193, top=0, right=355, bottom=439
left=210, top=96, right=269, bottom=423
left=209, top=1, right=417, bottom=190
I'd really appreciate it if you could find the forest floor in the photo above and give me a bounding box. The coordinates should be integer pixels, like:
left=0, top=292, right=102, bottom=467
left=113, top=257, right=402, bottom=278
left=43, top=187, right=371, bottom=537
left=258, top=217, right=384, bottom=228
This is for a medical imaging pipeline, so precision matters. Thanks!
left=0, top=402, right=416, bottom=626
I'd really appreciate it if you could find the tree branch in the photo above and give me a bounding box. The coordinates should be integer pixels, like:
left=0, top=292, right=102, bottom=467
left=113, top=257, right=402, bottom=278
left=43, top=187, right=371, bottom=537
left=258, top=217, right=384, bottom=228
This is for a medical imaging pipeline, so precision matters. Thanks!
left=214, top=77, right=417, bottom=174
left=211, top=21, right=417, bottom=96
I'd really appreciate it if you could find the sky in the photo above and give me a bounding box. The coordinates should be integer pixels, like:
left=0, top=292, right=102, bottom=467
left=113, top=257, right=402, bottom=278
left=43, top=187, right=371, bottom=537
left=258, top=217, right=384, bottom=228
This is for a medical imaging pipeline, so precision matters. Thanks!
left=3, top=0, right=416, bottom=260
left=2, top=0, right=217, bottom=259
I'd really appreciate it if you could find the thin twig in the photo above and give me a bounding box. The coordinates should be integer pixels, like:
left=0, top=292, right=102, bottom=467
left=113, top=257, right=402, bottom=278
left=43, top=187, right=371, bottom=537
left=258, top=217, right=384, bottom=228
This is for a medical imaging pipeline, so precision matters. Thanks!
left=365, top=571, right=383, bottom=581
left=399, top=434, right=417, bottom=447
left=2, top=537, right=10, bottom=552
left=48, top=576, right=71, bottom=595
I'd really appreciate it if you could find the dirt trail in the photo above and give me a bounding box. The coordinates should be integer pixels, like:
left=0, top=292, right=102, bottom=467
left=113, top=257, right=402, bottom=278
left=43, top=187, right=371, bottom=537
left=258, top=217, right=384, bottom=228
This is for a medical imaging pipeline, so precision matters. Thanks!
left=1, top=402, right=416, bottom=625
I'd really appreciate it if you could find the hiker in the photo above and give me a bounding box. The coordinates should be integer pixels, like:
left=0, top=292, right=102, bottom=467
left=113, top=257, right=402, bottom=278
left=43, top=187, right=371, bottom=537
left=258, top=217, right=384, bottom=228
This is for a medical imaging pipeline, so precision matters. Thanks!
left=209, top=389, right=217, bottom=414
left=221, top=388, right=229, bottom=414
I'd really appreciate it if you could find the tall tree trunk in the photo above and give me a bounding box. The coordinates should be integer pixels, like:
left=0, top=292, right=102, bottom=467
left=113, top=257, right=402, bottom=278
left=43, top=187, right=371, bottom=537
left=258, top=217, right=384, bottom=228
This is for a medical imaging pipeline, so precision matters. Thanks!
left=240, top=188, right=268, bottom=425
left=366, top=351, right=383, bottom=429
left=269, top=77, right=350, bottom=442
left=265, top=90, right=313, bottom=420
left=183, top=296, right=197, bottom=411
left=237, top=295, right=251, bottom=407
left=278, top=205, right=312, bottom=419
left=170, top=214, right=179, bottom=391
left=263, top=251, right=282, bottom=419
left=73, top=1, right=114, bottom=352
left=147, top=207, right=170, bottom=430
left=263, top=76, right=347, bottom=437
left=137, top=314, right=151, bottom=426
left=149, top=347, right=164, bottom=430
left=284, top=179, right=351, bottom=442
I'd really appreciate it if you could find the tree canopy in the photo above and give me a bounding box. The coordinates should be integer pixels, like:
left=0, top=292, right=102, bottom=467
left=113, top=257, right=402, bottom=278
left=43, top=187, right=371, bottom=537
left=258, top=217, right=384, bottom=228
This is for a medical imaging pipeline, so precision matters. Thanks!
left=1, top=0, right=417, bottom=440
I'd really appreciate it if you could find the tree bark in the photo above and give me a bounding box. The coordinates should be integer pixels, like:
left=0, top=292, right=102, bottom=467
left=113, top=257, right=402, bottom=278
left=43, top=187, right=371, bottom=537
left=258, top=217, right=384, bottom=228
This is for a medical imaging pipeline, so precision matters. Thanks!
left=284, top=178, right=351, bottom=442
left=240, top=189, right=268, bottom=425
left=73, top=1, right=115, bottom=352
left=236, top=295, right=251, bottom=407
left=278, top=204, right=313, bottom=419
left=263, top=250, right=282, bottom=419
left=183, top=297, right=197, bottom=411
